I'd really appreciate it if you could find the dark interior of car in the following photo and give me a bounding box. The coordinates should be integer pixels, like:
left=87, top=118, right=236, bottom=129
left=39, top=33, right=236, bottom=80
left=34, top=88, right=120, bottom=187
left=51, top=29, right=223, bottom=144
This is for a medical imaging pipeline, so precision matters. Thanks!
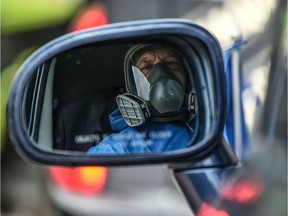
left=52, top=43, right=128, bottom=151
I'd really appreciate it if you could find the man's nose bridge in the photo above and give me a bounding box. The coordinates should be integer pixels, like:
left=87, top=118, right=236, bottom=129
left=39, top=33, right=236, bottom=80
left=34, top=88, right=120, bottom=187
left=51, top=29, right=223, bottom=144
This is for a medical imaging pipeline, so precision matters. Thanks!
left=154, top=59, right=161, bottom=64
left=154, top=50, right=163, bottom=64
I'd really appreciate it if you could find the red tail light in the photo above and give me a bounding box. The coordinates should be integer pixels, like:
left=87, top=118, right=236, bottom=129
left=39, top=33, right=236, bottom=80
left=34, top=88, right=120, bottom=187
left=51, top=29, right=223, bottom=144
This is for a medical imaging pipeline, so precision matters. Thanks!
left=68, top=4, right=108, bottom=32
left=197, top=203, right=230, bottom=216
left=49, top=166, right=108, bottom=196
left=221, top=179, right=264, bottom=204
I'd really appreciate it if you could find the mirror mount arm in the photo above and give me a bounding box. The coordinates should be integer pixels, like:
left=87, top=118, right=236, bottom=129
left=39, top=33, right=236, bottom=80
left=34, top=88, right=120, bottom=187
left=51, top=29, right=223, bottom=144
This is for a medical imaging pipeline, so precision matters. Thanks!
left=167, top=137, right=239, bottom=171
left=167, top=138, right=239, bottom=213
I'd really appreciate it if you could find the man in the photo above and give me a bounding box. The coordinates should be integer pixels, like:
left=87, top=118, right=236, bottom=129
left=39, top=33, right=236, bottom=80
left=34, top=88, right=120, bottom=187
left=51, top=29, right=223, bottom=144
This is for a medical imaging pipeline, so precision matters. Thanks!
left=88, top=44, right=198, bottom=154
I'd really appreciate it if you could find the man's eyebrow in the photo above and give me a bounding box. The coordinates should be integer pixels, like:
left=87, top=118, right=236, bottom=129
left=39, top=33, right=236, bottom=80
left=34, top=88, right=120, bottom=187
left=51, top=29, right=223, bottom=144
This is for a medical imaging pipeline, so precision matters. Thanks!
left=136, top=56, right=151, bottom=65
left=163, top=55, right=180, bottom=62
left=164, top=55, right=178, bottom=59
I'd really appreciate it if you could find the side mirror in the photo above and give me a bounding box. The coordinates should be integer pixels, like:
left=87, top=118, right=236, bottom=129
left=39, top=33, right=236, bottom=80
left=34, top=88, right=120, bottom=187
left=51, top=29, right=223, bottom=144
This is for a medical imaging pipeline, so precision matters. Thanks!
left=8, top=19, right=227, bottom=166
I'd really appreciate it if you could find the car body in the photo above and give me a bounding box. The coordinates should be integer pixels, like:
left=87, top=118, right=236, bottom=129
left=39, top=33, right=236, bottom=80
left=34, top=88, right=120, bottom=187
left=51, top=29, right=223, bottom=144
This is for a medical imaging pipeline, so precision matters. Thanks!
left=6, top=1, right=286, bottom=216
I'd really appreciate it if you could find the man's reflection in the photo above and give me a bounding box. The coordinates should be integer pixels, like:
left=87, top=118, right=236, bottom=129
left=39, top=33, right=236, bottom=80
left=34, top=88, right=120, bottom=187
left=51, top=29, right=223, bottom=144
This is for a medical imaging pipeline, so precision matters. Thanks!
left=88, top=44, right=197, bottom=153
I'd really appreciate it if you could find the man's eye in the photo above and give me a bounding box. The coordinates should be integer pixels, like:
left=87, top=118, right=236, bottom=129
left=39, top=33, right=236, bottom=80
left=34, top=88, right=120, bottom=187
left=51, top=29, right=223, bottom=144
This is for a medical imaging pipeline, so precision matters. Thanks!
left=167, top=61, right=179, bottom=68
left=141, top=64, right=153, bottom=72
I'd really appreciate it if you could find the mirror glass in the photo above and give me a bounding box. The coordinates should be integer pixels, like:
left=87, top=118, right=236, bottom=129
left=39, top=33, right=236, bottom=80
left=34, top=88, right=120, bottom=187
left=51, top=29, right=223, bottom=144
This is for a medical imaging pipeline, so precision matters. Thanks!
left=23, top=36, right=217, bottom=155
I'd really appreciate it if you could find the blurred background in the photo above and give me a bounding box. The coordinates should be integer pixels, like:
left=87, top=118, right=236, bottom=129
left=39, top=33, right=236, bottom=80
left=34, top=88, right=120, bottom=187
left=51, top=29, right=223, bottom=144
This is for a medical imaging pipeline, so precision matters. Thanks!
left=1, top=0, right=285, bottom=215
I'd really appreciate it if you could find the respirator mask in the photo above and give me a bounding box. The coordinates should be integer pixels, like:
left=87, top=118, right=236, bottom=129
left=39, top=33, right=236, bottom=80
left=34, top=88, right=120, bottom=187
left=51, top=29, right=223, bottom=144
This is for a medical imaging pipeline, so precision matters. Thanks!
left=116, top=44, right=196, bottom=127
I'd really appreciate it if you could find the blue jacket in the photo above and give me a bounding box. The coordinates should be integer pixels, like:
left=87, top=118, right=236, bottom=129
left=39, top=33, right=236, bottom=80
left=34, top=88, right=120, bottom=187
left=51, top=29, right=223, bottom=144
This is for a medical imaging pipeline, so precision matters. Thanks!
left=87, top=109, right=194, bottom=154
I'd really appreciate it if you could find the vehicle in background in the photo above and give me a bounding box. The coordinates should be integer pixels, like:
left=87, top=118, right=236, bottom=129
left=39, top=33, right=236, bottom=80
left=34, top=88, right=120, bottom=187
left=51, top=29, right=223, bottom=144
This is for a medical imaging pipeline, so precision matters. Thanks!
left=5, top=1, right=287, bottom=216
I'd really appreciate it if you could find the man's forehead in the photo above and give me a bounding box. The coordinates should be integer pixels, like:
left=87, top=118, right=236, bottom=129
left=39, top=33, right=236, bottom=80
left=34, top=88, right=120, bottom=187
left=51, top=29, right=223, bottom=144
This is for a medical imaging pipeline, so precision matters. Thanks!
left=142, top=48, right=174, bottom=55
left=137, top=48, right=178, bottom=61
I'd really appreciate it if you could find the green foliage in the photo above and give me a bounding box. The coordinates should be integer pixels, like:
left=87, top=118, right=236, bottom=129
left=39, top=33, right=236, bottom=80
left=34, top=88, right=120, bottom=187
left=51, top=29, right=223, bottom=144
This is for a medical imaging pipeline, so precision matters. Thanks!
left=1, top=0, right=84, bottom=34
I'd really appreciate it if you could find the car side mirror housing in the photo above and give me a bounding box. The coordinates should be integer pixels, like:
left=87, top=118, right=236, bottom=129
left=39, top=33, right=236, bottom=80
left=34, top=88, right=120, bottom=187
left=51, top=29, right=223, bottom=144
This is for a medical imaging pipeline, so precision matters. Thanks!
left=7, top=19, right=227, bottom=166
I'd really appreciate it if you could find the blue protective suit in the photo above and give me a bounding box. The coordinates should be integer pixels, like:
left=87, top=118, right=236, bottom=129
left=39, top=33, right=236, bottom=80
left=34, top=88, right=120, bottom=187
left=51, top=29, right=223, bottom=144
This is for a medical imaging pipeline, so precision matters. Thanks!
left=87, top=109, right=194, bottom=154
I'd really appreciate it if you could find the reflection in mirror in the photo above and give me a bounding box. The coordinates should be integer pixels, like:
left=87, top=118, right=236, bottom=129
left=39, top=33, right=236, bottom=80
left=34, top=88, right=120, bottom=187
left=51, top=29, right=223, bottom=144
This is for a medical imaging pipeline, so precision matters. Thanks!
left=24, top=36, right=216, bottom=155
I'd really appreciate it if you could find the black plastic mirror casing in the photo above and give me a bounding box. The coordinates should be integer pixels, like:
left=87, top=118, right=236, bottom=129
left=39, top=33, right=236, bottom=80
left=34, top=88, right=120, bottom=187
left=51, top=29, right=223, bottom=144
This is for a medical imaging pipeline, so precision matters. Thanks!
left=7, top=19, right=227, bottom=166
